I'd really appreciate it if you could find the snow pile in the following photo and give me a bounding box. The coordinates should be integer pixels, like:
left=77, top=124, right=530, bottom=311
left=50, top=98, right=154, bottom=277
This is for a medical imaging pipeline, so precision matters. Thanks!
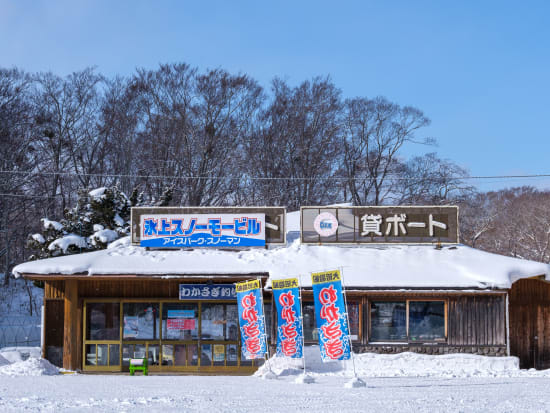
left=12, top=211, right=550, bottom=288
left=41, top=218, right=63, bottom=231
left=0, top=357, right=59, bottom=376
left=114, top=213, right=125, bottom=227
left=0, top=354, right=9, bottom=366
left=256, top=346, right=523, bottom=378
left=14, top=234, right=550, bottom=289
left=31, top=233, right=45, bottom=244
left=48, top=234, right=88, bottom=253
left=90, top=229, right=118, bottom=246
left=89, top=187, right=107, bottom=200
left=0, top=347, right=59, bottom=376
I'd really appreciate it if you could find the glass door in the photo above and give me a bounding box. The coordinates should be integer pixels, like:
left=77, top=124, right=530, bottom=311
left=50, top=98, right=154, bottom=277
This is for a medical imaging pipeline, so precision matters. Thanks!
left=83, top=302, right=121, bottom=371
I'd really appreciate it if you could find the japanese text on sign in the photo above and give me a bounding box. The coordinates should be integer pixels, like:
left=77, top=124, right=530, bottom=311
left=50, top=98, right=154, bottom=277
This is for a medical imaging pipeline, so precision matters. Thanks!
left=360, top=213, right=446, bottom=237
left=273, top=278, right=303, bottom=358
left=236, top=280, right=267, bottom=360
left=179, top=284, right=237, bottom=300
left=301, top=206, right=458, bottom=244
left=311, top=270, right=351, bottom=362
left=140, top=213, right=265, bottom=248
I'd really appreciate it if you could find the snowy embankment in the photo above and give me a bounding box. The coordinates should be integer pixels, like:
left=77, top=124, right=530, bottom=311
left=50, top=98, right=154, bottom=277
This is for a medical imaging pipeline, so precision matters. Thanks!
left=0, top=347, right=59, bottom=376
left=255, top=346, right=550, bottom=379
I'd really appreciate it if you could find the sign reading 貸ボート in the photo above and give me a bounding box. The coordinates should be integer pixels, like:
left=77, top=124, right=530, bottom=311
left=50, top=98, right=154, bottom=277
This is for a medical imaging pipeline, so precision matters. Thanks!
left=140, top=213, right=265, bottom=248
left=311, top=270, right=351, bottom=362
left=236, top=279, right=267, bottom=360
left=179, top=284, right=237, bottom=300
left=272, top=278, right=303, bottom=359
left=301, top=206, right=459, bottom=244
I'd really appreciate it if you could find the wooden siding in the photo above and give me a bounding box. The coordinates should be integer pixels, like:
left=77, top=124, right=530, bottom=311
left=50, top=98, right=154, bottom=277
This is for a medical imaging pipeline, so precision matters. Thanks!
left=509, top=278, right=550, bottom=369
left=45, top=281, right=65, bottom=299
left=363, top=293, right=506, bottom=346
left=447, top=296, right=506, bottom=346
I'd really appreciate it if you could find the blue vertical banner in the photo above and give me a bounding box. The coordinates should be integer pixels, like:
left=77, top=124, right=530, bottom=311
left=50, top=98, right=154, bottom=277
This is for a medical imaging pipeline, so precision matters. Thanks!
left=311, top=270, right=351, bottom=362
left=235, top=279, right=267, bottom=360
left=272, top=278, right=303, bottom=358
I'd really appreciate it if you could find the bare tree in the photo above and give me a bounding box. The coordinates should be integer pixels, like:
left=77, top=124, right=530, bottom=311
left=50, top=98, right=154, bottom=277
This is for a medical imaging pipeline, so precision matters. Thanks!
left=133, top=63, right=263, bottom=206
left=244, top=76, right=342, bottom=209
left=342, top=97, right=431, bottom=205
left=0, top=68, right=36, bottom=284
left=395, top=153, right=476, bottom=204
left=32, top=68, right=105, bottom=214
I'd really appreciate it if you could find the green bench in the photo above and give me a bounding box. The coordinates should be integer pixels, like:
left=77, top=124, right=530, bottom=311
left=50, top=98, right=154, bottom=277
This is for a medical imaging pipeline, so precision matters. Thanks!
left=129, top=357, right=148, bottom=376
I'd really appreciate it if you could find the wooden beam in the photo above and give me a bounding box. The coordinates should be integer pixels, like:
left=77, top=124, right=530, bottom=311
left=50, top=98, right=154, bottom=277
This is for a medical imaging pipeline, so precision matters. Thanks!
left=63, top=280, right=78, bottom=371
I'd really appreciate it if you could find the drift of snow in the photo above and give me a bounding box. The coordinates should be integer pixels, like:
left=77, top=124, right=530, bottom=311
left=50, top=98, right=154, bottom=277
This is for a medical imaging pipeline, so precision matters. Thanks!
left=0, top=357, right=59, bottom=376
left=89, top=187, right=107, bottom=199
left=41, top=218, right=63, bottom=231
left=93, top=224, right=104, bottom=232
left=0, top=348, right=58, bottom=377
left=47, top=234, right=88, bottom=253
left=90, top=229, right=118, bottom=245
left=14, top=235, right=549, bottom=289
left=31, top=233, right=45, bottom=244
left=0, top=354, right=9, bottom=366
left=254, top=346, right=530, bottom=379
left=114, top=213, right=125, bottom=227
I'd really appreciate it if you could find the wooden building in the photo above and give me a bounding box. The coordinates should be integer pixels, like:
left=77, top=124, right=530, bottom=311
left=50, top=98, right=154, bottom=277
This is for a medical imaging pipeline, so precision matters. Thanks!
left=12, top=207, right=550, bottom=373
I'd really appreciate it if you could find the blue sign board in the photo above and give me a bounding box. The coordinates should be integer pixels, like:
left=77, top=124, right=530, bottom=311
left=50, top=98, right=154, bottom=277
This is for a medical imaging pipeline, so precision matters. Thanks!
left=311, top=270, right=351, bottom=362
left=140, top=213, right=266, bottom=248
left=179, top=284, right=237, bottom=300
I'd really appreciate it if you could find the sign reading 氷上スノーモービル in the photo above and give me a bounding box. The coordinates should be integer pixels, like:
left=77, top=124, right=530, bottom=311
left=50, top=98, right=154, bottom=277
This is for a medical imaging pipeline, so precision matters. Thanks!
left=139, top=213, right=265, bottom=247
left=131, top=207, right=286, bottom=247
left=301, top=205, right=459, bottom=244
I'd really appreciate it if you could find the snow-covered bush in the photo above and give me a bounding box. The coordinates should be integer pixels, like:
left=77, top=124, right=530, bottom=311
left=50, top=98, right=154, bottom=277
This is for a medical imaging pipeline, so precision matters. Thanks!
left=27, top=186, right=131, bottom=259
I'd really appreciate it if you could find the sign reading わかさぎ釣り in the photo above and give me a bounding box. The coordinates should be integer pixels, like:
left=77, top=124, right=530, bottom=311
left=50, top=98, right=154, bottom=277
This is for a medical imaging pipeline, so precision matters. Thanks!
left=302, top=206, right=459, bottom=244
left=140, top=213, right=265, bottom=247
left=179, top=284, right=237, bottom=300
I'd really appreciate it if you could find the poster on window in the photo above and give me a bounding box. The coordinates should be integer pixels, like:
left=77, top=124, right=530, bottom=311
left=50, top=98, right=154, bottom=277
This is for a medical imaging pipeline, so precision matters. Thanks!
left=235, top=279, right=267, bottom=360
left=311, top=269, right=351, bottom=362
left=272, top=278, right=303, bottom=358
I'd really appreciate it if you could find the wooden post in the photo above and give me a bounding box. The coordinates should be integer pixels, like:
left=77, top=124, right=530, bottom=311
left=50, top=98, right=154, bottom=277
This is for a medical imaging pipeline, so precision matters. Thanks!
left=63, top=280, right=78, bottom=371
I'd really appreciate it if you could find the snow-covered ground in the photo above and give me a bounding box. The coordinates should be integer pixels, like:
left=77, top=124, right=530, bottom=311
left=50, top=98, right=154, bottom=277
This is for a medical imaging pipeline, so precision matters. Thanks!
left=1, top=373, right=550, bottom=412
left=1, top=347, right=550, bottom=411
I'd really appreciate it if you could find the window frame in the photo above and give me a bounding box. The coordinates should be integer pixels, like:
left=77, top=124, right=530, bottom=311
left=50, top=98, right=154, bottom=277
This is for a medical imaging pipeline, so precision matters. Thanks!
left=368, top=298, right=448, bottom=344
left=301, top=299, right=362, bottom=344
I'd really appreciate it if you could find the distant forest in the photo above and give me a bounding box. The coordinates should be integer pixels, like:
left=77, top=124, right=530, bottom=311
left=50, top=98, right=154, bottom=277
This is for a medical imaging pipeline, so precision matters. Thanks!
left=1, top=63, right=549, bottom=284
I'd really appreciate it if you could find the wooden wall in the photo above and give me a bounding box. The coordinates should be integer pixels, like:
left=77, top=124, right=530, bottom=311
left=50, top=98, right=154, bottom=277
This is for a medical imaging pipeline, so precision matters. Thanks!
left=447, top=296, right=506, bottom=346
left=509, top=278, right=550, bottom=369
left=360, top=292, right=506, bottom=347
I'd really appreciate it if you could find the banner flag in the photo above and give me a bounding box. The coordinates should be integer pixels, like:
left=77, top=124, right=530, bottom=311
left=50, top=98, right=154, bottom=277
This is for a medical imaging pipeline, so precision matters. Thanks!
left=311, top=269, right=351, bottom=362
left=272, top=278, right=303, bottom=358
left=235, top=279, right=267, bottom=360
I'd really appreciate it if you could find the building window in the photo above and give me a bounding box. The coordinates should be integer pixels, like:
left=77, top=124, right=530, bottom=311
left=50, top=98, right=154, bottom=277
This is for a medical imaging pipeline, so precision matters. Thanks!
left=302, top=301, right=360, bottom=342
left=122, top=303, right=160, bottom=340
left=162, top=303, right=199, bottom=340
left=369, top=300, right=446, bottom=343
left=408, top=301, right=445, bottom=341
left=370, top=301, right=407, bottom=342
left=86, top=302, right=120, bottom=340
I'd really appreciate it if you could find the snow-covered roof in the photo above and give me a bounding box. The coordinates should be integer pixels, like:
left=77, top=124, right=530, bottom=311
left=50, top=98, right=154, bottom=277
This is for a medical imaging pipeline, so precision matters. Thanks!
left=13, top=211, right=550, bottom=289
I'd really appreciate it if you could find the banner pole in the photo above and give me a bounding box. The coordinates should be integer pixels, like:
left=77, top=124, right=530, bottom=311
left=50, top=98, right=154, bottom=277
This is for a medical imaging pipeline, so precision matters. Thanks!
left=258, top=276, right=273, bottom=373
left=297, top=274, right=307, bottom=376
left=340, top=266, right=358, bottom=379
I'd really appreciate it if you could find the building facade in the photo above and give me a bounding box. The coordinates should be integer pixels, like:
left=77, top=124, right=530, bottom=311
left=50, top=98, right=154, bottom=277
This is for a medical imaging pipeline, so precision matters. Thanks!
left=13, top=206, right=550, bottom=372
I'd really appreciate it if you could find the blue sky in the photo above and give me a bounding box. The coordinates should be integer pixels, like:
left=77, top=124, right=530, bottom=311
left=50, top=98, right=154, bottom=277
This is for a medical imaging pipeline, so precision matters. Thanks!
left=1, top=0, right=549, bottom=191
